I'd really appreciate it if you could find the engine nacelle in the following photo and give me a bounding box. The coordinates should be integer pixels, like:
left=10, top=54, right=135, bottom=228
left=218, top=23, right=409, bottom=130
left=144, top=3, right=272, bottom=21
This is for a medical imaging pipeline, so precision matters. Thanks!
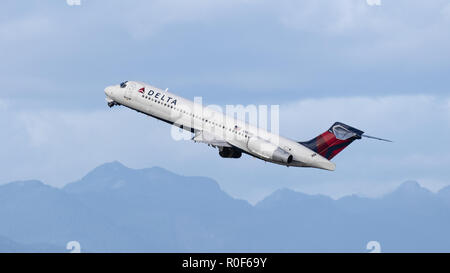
left=247, top=137, right=293, bottom=164
left=272, top=147, right=293, bottom=164
left=219, top=147, right=242, bottom=158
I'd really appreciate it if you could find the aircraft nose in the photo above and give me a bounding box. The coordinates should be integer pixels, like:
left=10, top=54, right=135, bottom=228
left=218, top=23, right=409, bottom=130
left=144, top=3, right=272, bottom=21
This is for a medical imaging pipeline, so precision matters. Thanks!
left=104, top=86, right=113, bottom=97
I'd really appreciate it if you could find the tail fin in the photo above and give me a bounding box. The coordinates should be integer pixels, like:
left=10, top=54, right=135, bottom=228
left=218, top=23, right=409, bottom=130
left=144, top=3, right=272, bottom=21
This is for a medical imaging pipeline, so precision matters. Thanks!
left=299, top=122, right=364, bottom=160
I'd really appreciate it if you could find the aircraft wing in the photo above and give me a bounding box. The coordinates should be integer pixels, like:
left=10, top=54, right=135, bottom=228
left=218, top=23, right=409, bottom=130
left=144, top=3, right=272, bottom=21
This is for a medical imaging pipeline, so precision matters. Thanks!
left=192, top=130, right=232, bottom=147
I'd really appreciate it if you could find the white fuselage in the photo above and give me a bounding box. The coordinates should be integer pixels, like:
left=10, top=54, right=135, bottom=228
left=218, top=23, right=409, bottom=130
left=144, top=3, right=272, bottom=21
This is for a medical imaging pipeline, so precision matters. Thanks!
left=104, top=81, right=335, bottom=170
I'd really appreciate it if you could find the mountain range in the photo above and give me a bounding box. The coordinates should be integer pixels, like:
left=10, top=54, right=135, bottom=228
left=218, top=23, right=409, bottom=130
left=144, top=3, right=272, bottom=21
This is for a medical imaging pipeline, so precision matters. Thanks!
left=1, top=161, right=449, bottom=252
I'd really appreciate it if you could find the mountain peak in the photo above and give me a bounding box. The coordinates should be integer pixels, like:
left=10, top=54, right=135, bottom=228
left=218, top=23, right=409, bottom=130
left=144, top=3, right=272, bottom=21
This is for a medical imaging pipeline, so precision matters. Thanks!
left=96, top=160, right=127, bottom=171
left=397, top=180, right=426, bottom=191
left=256, top=188, right=332, bottom=209
left=63, top=161, right=132, bottom=193
left=388, top=180, right=432, bottom=198
left=63, top=162, right=222, bottom=196
left=0, top=180, right=57, bottom=197
left=81, top=160, right=129, bottom=179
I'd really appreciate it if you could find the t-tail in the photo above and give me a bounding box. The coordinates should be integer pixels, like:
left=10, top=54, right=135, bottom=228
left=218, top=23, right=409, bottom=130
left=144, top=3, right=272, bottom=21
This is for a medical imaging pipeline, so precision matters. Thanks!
left=299, top=122, right=392, bottom=160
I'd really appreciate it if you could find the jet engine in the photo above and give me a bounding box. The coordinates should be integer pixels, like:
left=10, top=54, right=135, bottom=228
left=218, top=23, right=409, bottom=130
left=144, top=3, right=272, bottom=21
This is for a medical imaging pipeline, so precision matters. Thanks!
left=247, top=137, right=293, bottom=164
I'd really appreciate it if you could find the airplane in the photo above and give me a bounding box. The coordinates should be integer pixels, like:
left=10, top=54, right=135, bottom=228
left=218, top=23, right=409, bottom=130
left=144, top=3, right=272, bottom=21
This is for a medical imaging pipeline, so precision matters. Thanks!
left=104, top=81, right=391, bottom=171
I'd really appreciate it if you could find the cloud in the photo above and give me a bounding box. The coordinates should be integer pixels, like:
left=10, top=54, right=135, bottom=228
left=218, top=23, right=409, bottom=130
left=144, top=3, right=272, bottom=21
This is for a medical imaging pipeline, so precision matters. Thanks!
left=86, top=0, right=251, bottom=39
left=0, top=100, right=7, bottom=111
left=270, top=94, right=450, bottom=199
left=0, top=94, right=449, bottom=204
left=271, top=0, right=450, bottom=65
left=0, top=103, right=216, bottom=187
left=0, top=15, right=52, bottom=42
left=280, top=95, right=449, bottom=137
left=443, top=3, right=450, bottom=19
left=366, top=0, right=381, bottom=6
left=1, top=0, right=450, bottom=104
left=277, top=0, right=371, bottom=33
left=0, top=1, right=449, bottom=202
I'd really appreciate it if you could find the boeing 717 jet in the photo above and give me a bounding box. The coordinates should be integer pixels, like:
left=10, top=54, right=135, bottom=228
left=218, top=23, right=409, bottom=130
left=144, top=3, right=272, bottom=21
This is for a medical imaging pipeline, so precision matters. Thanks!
left=104, top=81, right=390, bottom=171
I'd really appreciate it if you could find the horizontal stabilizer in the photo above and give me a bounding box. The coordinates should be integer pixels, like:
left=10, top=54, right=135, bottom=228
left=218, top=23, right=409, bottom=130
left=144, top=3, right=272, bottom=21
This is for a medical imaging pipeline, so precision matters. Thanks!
left=362, top=134, right=393, bottom=142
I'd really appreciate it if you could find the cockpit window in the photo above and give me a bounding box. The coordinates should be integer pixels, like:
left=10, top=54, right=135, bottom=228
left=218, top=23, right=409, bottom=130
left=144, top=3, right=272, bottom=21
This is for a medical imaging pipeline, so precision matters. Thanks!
left=120, top=81, right=128, bottom=88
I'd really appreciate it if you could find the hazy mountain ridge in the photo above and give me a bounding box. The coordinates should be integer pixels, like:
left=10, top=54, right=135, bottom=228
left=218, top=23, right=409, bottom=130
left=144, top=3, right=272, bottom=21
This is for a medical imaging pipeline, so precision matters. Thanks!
left=1, top=161, right=449, bottom=252
left=0, top=234, right=63, bottom=253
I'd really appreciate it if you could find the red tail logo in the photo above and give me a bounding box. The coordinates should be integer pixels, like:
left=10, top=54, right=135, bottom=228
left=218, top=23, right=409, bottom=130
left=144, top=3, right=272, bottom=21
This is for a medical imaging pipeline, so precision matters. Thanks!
left=300, top=122, right=363, bottom=160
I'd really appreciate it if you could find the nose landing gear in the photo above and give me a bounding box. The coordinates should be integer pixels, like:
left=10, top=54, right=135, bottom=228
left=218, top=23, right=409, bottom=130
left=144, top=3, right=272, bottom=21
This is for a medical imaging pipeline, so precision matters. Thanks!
left=106, top=99, right=120, bottom=108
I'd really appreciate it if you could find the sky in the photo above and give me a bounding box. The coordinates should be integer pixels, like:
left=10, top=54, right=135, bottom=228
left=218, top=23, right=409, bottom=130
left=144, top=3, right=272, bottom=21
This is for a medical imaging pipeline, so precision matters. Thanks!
left=1, top=0, right=449, bottom=203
